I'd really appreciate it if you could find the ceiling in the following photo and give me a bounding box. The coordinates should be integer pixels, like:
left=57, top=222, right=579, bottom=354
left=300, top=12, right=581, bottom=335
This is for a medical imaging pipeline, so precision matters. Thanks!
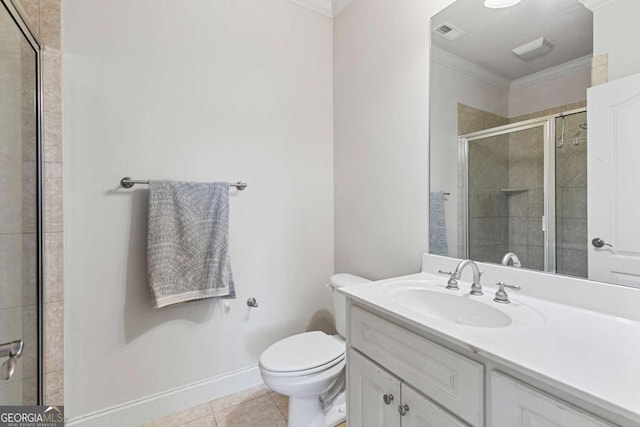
left=431, top=0, right=593, bottom=81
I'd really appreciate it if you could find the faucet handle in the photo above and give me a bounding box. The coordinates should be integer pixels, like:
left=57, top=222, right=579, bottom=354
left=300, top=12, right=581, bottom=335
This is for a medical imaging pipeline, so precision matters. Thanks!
left=493, top=281, right=520, bottom=304
left=438, top=270, right=460, bottom=290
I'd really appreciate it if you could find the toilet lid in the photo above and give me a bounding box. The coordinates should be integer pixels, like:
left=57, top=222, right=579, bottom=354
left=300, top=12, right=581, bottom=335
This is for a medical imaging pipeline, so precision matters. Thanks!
left=260, top=331, right=345, bottom=373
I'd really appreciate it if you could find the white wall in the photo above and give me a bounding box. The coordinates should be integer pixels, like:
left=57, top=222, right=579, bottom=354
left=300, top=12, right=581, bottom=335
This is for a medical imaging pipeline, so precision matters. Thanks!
left=593, top=0, right=640, bottom=82
left=334, top=0, right=456, bottom=280
left=63, top=0, right=334, bottom=420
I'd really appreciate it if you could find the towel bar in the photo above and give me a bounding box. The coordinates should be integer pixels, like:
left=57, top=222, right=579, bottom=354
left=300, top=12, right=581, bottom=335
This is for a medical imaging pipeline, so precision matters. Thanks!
left=120, top=177, right=247, bottom=191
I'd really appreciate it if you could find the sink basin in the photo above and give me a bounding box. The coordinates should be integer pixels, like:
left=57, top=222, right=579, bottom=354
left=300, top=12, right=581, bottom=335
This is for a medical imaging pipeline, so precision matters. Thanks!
left=383, top=281, right=512, bottom=328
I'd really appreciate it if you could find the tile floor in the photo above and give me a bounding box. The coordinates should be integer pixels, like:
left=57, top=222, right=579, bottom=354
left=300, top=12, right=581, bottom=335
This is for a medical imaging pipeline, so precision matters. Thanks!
left=140, top=384, right=347, bottom=427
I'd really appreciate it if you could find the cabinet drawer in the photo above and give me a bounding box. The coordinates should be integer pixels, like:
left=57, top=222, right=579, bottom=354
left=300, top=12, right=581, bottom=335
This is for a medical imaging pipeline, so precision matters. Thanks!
left=490, top=372, right=614, bottom=427
left=350, top=306, right=483, bottom=426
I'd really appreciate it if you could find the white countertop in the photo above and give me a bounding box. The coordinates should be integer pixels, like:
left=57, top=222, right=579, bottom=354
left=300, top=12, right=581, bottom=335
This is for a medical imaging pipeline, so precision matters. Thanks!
left=339, top=272, right=640, bottom=425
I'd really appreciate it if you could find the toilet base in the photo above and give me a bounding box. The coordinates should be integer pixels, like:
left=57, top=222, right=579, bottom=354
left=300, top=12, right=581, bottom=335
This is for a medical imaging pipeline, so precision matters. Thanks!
left=287, top=391, right=346, bottom=427
left=323, top=390, right=346, bottom=427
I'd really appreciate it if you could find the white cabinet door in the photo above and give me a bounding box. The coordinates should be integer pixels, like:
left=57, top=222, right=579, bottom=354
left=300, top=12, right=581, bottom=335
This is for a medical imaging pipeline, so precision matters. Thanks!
left=348, top=349, right=401, bottom=427
left=490, top=372, right=613, bottom=427
left=401, top=384, right=468, bottom=427
left=588, top=71, right=640, bottom=286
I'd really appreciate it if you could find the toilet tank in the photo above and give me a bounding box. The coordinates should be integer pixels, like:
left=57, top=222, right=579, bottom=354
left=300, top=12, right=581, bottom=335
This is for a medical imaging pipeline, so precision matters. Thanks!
left=329, top=274, right=371, bottom=337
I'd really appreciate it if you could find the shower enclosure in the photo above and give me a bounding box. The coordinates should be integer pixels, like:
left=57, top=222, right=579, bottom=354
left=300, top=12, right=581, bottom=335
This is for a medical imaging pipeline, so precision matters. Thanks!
left=0, top=0, right=43, bottom=404
left=459, top=109, right=588, bottom=277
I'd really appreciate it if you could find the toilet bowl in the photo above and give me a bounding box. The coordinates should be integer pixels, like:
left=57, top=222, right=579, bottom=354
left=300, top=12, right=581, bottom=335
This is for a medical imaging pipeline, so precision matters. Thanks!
left=259, top=274, right=370, bottom=427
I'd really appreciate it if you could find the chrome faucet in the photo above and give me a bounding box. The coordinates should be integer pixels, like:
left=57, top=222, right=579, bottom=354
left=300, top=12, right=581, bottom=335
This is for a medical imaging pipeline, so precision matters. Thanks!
left=441, top=259, right=483, bottom=295
left=501, top=252, right=522, bottom=268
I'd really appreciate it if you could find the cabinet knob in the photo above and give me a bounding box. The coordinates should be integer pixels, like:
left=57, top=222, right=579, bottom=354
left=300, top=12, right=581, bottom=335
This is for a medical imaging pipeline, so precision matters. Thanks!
left=398, top=404, right=410, bottom=416
left=382, top=394, right=394, bottom=405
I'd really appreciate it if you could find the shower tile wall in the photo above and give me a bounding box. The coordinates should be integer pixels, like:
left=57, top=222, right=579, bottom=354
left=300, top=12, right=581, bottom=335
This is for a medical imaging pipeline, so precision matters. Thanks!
left=459, top=104, right=508, bottom=263
left=15, top=0, right=64, bottom=405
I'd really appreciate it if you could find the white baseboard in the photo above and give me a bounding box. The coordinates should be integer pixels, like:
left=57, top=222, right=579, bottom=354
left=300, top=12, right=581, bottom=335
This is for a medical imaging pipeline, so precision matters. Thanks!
left=66, top=366, right=263, bottom=427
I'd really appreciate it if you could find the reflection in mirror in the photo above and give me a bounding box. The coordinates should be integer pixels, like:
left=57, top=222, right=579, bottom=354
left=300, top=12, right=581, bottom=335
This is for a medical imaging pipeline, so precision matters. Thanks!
left=429, top=0, right=592, bottom=278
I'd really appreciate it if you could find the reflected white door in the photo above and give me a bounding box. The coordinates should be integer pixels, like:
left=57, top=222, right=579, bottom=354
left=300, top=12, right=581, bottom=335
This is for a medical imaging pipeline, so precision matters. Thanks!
left=588, top=72, right=640, bottom=286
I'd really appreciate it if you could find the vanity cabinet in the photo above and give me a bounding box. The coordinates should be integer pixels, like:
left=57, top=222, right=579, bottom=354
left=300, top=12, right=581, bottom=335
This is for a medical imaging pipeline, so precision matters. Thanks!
left=349, top=306, right=481, bottom=426
left=347, top=304, right=619, bottom=427
left=489, top=372, right=613, bottom=427
left=349, top=349, right=466, bottom=427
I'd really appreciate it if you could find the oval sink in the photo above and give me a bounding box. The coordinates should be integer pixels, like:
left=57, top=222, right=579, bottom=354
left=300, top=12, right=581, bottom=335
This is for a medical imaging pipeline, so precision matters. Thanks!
left=383, top=282, right=512, bottom=328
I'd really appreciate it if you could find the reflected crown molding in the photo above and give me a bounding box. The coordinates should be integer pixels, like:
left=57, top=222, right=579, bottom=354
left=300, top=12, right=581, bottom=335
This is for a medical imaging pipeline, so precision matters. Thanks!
left=510, top=55, right=593, bottom=90
left=579, top=0, right=619, bottom=11
left=431, top=46, right=511, bottom=90
left=432, top=46, right=593, bottom=93
left=288, top=0, right=352, bottom=17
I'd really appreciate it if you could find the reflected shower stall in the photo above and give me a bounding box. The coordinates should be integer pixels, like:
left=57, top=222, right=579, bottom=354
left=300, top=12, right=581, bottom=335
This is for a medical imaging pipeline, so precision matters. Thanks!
left=459, top=109, right=588, bottom=278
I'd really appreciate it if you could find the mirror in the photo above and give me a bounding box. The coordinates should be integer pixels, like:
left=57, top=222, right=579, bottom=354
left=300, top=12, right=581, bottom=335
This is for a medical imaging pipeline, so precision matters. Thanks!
left=428, top=0, right=614, bottom=281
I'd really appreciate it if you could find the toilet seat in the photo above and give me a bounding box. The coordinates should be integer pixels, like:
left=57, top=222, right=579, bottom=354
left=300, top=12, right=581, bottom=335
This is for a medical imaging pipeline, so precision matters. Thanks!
left=259, top=331, right=345, bottom=376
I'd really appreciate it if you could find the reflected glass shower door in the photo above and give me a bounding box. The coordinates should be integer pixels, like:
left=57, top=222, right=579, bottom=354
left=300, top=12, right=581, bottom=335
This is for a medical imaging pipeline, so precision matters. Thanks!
left=0, top=1, right=41, bottom=404
left=555, top=111, right=588, bottom=278
left=461, top=119, right=555, bottom=272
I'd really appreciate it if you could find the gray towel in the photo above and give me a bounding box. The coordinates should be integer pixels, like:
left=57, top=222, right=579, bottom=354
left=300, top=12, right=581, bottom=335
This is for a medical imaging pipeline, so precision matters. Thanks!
left=429, top=192, right=449, bottom=256
left=147, top=180, right=235, bottom=308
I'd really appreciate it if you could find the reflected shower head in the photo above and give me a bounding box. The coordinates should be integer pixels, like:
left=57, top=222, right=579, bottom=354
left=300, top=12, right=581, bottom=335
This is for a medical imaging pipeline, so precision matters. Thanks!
left=579, top=123, right=587, bottom=130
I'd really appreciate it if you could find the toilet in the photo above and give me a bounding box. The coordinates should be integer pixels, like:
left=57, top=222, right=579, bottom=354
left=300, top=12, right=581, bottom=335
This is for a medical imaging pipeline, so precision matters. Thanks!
left=259, top=274, right=370, bottom=427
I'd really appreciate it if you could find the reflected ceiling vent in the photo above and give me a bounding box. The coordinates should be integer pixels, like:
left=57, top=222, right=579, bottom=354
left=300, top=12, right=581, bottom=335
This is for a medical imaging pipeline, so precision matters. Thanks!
left=512, top=37, right=555, bottom=62
left=433, top=22, right=466, bottom=41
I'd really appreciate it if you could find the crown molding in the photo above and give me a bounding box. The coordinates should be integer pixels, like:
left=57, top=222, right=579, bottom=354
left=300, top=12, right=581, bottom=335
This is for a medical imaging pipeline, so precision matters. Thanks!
left=288, top=0, right=352, bottom=17
left=510, top=55, right=593, bottom=90
left=431, top=46, right=511, bottom=91
left=578, top=0, right=619, bottom=11
left=332, top=0, right=352, bottom=16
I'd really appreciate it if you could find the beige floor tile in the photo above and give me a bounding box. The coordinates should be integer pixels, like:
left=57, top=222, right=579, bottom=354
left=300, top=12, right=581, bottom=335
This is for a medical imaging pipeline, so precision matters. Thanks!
left=336, top=422, right=347, bottom=427
left=268, top=392, right=289, bottom=420
left=181, top=415, right=218, bottom=427
left=151, top=403, right=212, bottom=426
left=209, top=384, right=268, bottom=413
left=214, top=394, right=285, bottom=427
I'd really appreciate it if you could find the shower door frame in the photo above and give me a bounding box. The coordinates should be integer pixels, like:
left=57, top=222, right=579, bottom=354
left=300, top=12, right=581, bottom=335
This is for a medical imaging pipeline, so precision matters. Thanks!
left=1, top=0, right=44, bottom=404
left=458, top=116, right=557, bottom=273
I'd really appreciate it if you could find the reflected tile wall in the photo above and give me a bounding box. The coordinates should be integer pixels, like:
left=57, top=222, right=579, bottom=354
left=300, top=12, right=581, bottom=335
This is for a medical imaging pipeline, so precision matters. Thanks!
left=506, top=126, right=544, bottom=270
left=555, top=111, right=588, bottom=278
left=462, top=102, right=587, bottom=275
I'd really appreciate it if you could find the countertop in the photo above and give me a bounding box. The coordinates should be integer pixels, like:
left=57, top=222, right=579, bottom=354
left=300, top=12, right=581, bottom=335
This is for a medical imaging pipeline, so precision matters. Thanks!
left=338, top=272, right=640, bottom=425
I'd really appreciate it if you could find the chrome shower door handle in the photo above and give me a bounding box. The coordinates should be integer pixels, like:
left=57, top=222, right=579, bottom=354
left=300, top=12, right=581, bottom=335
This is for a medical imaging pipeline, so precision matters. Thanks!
left=592, top=238, right=613, bottom=248
left=0, top=339, right=24, bottom=381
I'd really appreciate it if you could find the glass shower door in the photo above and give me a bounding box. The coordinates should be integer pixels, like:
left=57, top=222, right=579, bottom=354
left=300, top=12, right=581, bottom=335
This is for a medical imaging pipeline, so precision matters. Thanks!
left=461, top=119, right=555, bottom=272
left=0, top=1, right=41, bottom=405
left=555, top=111, right=588, bottom=278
